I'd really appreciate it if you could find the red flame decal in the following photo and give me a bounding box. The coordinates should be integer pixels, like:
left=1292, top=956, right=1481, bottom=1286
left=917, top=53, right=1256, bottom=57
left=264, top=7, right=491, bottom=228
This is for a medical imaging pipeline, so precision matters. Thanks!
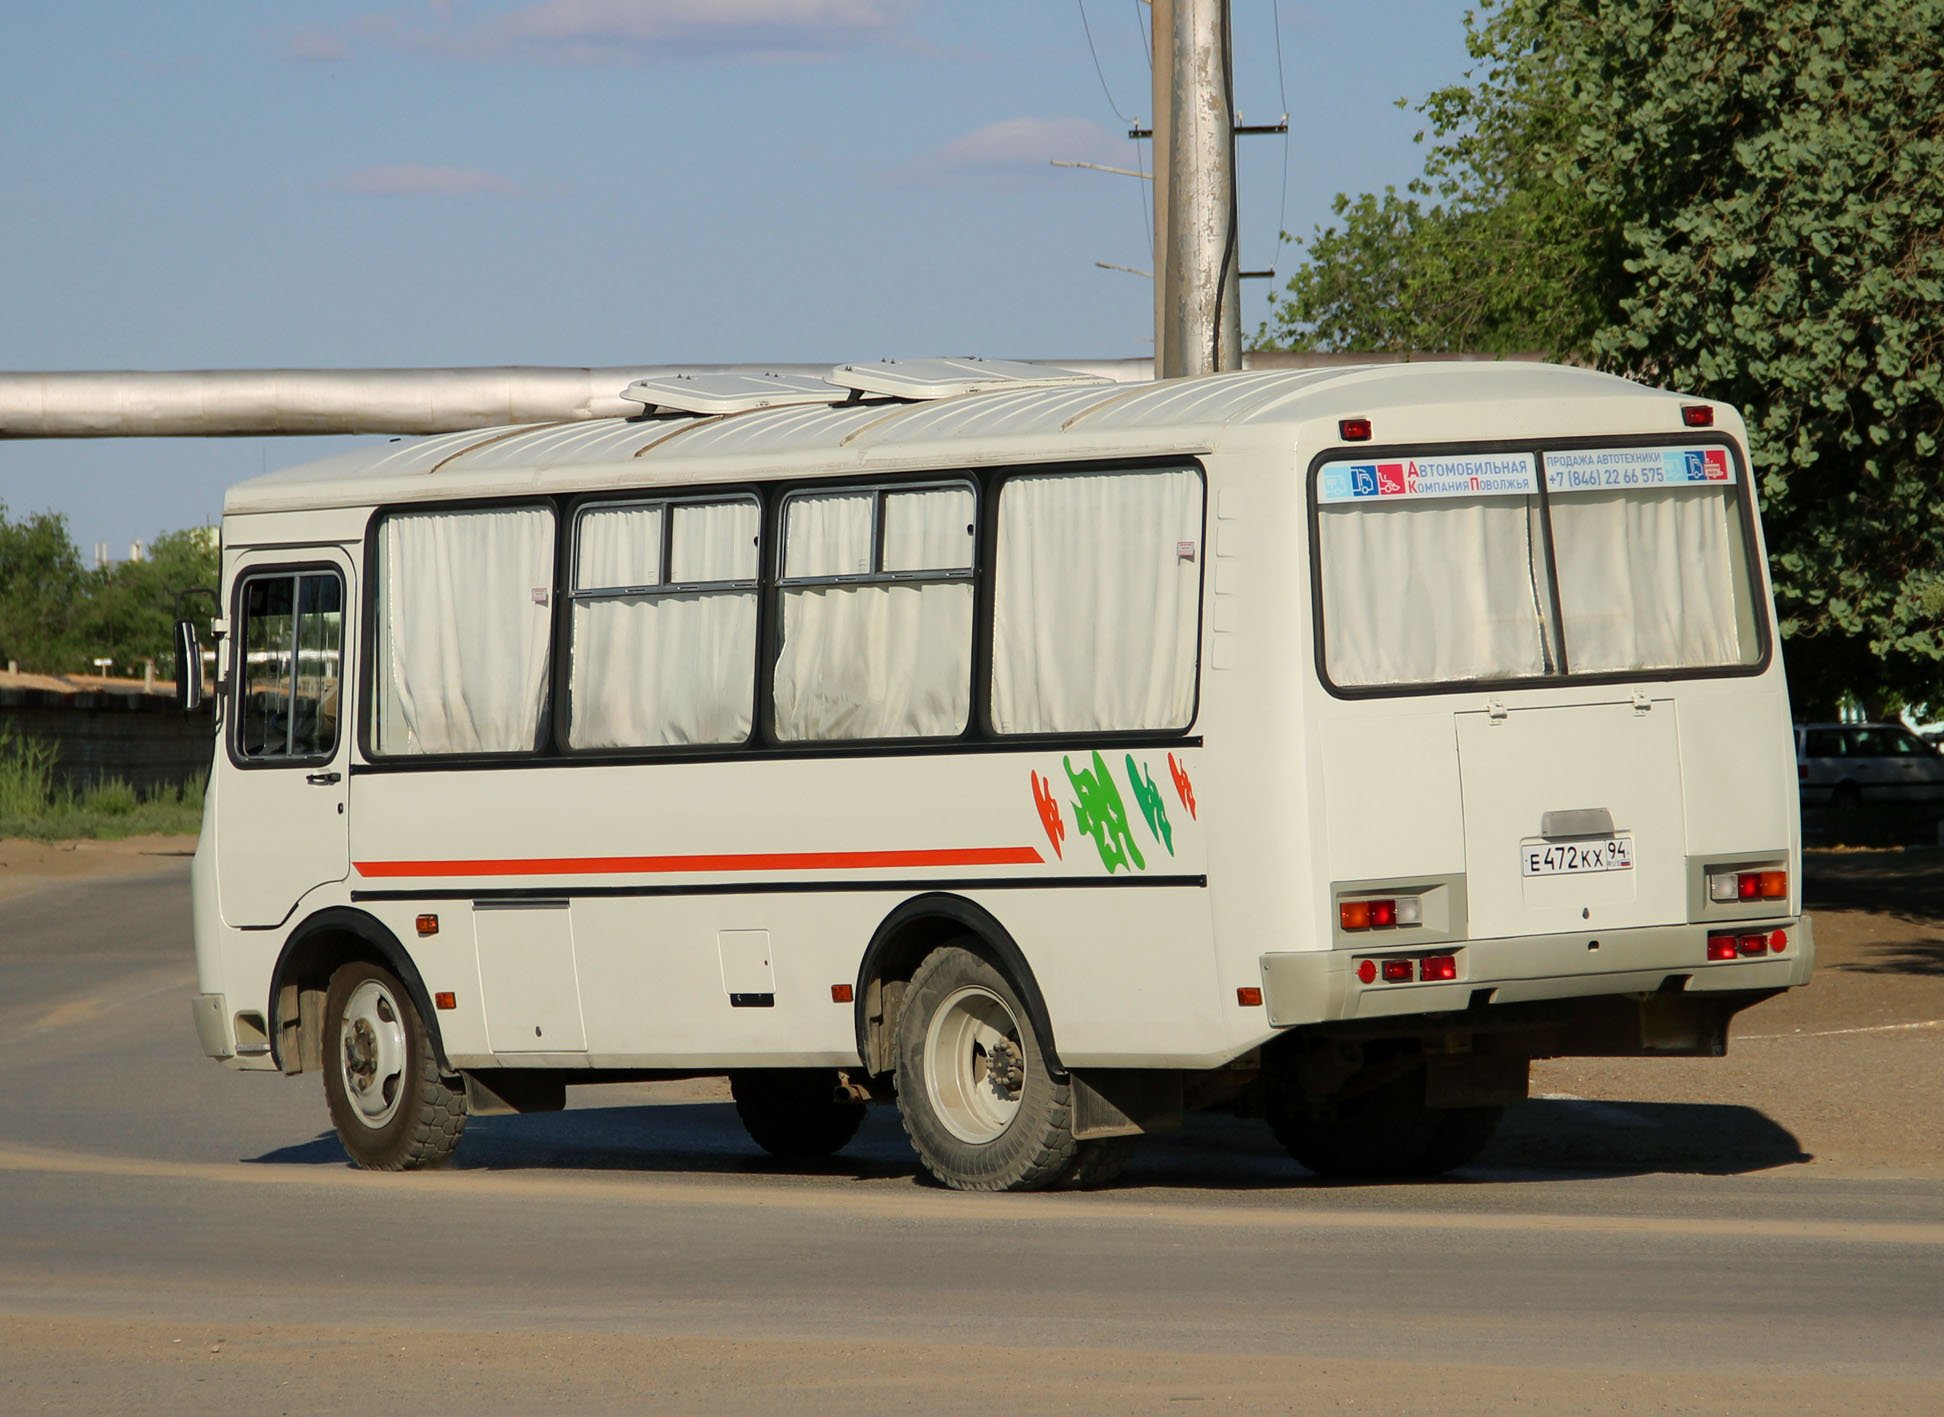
left=1031, top=770, right=1065, bottom=859
left=1167, top=753, right=1197, bottom=820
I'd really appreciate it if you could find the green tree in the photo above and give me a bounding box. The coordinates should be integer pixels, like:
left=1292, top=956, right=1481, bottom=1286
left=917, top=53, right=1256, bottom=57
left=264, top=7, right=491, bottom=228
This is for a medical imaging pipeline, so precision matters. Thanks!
left=0, top=504, right=87, bottom=673
left=74, top=527, right=219, bottom=679
left=1262, top=0, right=1944, bottom=718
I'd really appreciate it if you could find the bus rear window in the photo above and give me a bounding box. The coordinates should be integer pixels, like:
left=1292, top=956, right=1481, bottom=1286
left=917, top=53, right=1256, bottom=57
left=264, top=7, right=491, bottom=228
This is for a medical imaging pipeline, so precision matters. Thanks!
left=1315, top=443, right=1763, bottom=691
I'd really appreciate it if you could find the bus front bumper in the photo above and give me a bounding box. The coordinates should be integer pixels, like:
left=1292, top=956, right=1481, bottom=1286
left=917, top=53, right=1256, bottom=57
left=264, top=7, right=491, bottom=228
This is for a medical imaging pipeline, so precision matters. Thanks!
left=1259, top=915, right=1814, bottom=1029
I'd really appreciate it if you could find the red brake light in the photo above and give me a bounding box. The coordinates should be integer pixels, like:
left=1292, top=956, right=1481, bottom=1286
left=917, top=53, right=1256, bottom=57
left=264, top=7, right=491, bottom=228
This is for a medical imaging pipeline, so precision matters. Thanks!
left=1419, top=955, right=1457, bottom=982
left=1681, top=404, right=1714, bottom=427
left=1707, top=933, right=1739, bottom=962
left=1339, top=417, right=1373, bottom=441
left=1368, top=899, right=1398, bottom=928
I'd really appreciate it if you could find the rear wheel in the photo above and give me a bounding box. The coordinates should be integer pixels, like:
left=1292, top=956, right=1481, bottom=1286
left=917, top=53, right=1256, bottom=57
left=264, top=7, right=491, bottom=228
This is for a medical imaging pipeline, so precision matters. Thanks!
left=895, top=944, right=1130, bottom=1192
left=322, top=960, right=466, bottom=1171
left=730, top=1069, right=867, bottom=1160
left=1267, top=1059, right=1501, bottom=1179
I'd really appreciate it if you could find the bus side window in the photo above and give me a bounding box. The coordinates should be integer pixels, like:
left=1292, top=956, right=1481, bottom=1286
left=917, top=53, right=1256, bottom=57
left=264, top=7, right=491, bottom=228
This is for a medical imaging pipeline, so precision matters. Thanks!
left=236, top=570, right=343, bottom=762
left=772, top=483, right=975, bottom=742
left=568, top=496, right=761, bottom=749
left=371, top=507, right=556, bottom=757
left=990, top=469, right=1204, bottom=734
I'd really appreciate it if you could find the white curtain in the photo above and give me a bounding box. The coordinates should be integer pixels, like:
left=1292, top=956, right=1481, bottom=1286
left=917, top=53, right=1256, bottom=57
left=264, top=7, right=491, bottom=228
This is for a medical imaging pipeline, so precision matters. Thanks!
left=1318, top=497, right=1550, bottom=687
left=883, top=487, right=975, bottom=571
left=577, top=503, right=663, bottom=590
left=772, top=485, right=974, bottom=740
left=990, top=470, right=1203, bottom=734
left=1549, top=485, right=1746, bottom=672
left=569, top=499, right=760, bottom=748
left=783, top=491, right=873, bottom=578
left=375, top=507, right=555, bottom=755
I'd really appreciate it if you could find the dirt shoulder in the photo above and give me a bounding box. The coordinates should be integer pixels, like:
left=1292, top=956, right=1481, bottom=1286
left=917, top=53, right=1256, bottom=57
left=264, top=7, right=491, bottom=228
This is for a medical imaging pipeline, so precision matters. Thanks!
left=0, top=834, right=197, bottom=903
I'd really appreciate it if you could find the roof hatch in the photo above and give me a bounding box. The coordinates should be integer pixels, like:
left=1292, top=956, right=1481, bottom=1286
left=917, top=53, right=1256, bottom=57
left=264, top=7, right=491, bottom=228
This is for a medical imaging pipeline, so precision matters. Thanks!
left=619, top=371, right=850, bottom=416
left=828, top=356, right=1110, bottom=401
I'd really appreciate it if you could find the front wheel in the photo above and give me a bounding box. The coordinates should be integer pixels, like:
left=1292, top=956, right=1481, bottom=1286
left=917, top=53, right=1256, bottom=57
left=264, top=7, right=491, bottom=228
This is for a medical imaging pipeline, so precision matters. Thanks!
left=322, top=960, right=466, bottom=1171
left=894, top=944, right=1130, bottom=1192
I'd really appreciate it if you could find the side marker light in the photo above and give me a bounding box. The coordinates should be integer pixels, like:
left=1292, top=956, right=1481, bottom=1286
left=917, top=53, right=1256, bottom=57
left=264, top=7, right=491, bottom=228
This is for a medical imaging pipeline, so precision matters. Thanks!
left=1237, top=986, right=1263, bottom=1007
left=830, top=984, right=854, bottom=1004
left=416, top=914, right=439, bottom=937
left=433, top=992, right=457, bottom=1011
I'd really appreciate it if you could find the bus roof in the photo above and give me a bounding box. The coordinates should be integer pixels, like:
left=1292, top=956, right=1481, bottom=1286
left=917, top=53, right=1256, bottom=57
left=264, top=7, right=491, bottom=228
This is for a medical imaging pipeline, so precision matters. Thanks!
left=225, top=361, right=1709, bottom=517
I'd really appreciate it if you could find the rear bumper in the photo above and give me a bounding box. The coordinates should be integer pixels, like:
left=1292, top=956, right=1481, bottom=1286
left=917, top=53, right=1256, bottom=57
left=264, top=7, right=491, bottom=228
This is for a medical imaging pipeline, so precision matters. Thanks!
left=1260, top=915, right=1814, bottom=1028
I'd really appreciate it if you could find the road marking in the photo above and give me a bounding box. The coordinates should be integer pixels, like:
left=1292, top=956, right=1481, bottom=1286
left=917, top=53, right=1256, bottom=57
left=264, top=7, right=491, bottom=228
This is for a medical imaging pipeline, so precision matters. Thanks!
left=1739, top=1019, right=1943, bottom=1040
left=0, top=1142, right=1939, bottom=1248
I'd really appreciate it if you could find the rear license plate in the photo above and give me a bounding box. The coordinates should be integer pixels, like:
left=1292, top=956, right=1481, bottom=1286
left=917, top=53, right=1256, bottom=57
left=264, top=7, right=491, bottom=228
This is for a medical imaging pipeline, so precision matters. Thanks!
left=1521, top=836, right=1633, bottom=877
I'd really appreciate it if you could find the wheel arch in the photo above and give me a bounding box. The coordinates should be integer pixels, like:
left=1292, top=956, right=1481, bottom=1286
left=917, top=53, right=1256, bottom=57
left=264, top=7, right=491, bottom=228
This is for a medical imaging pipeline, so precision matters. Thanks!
left=853, top=893, right=1064, bottom=1079
left=269, top=906, right=451, bottom=1077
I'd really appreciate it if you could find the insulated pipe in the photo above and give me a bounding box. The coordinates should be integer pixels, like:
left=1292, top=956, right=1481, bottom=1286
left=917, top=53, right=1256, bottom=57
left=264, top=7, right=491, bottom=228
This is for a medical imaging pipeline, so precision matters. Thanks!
left=0, top=361, right=1157, bottom=439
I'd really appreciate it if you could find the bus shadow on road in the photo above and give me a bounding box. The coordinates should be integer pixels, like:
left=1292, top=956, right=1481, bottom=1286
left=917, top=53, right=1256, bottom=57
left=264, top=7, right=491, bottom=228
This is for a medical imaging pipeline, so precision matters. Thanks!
left=245, top=1094, right=1810, bottom=1187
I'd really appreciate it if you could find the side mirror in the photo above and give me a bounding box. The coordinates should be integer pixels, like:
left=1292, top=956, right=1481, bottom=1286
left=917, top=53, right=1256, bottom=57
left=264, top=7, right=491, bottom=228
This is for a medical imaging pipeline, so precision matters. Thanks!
left=173, top=619, right=204, bottom=713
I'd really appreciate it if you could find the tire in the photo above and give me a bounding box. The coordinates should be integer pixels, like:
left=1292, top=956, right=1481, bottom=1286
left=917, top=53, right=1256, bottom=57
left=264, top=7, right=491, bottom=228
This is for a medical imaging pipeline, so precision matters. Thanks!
left=730, top=1069, right=867, bottom=1160
left=894, top=944, right=1129, bottom=1192
left=322, top=960, right=466, bottom=1171
left=1267, top=1060, right=1500, bottom=1180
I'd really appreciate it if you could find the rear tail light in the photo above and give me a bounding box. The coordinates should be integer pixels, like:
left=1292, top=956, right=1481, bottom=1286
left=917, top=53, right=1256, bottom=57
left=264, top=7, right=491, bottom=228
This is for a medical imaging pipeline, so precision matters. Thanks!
left=1708, top=929, right=1787, bottom=961
left=1339, top=895, right=1422, bottom=930
left=1418, top=954, right=1457, bottom=982
left=1708, top=868, right=1788, bottom=903
left=1354, top=953, right=1460, bottom=986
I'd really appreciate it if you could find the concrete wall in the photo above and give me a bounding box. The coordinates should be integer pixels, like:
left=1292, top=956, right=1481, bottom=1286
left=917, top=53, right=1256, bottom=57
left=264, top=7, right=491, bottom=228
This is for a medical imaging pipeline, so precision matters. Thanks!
left=1, top=686, right=215, bottom=794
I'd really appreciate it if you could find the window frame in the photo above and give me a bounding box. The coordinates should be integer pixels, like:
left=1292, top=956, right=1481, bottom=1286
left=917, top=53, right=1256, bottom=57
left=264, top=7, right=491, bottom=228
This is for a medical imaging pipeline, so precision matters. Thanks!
left=227, top=562, right=347, bottom=771
left=766, top=478, right=980, bottom=746
left=985, top=463, right=1210, bottom=739
left=1308, top=433, right=1774, bottom=701
left=357, top=496, right=562, bottom=764
left=350, top=458, right=1209, bottom=776
left=562, top=490, right=764, bottom=755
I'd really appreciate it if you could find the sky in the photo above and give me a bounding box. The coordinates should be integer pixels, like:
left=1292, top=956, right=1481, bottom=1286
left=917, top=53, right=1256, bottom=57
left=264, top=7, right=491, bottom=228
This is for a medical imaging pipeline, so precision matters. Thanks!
left=0, top=1, right=1475, bottom=562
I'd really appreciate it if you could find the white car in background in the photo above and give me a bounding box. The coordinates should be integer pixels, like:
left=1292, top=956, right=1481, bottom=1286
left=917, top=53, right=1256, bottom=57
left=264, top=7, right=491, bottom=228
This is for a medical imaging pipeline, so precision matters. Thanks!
left=1796, top=722, right=1944, bottom=809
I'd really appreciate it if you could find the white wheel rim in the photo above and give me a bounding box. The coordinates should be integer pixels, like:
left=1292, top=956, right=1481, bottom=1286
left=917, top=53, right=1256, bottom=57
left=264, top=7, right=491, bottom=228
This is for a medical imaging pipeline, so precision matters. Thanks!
left=339, top=979, right=407, bottom=1129
left=924, top=984, right=1025, bottom=1145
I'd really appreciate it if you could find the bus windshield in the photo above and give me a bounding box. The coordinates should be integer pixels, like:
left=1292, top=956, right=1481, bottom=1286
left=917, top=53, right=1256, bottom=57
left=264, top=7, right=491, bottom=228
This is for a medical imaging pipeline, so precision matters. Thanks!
left=1314, top=442, right=1764, bottom=692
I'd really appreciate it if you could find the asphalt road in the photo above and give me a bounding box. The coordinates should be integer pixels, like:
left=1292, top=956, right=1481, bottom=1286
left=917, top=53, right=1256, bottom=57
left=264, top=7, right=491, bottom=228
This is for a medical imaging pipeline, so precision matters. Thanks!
left=2, top=864, right=1940, bottom=1415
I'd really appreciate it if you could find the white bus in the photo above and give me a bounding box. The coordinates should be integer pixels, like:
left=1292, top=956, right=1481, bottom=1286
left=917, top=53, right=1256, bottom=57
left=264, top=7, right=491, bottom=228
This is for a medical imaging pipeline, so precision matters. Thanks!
left=183, top=358, right=1812, bottom=1191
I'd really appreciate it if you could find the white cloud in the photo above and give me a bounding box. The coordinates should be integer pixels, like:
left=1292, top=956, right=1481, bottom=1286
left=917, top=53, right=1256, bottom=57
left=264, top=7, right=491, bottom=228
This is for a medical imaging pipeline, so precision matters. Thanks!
left=298, top=0, right=918, bottom=66
left=892, top=117, right=1124, bottom=188
left=329, top=164, right=535, bottom=198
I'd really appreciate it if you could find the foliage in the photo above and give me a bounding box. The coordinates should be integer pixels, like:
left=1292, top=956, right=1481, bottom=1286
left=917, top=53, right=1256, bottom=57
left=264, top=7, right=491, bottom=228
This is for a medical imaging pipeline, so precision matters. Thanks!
left=0, top=505, right=216, bottom=678
left=0, top=723, right=205, bottom=841
left=1261, top=0, right=1944, bottom=718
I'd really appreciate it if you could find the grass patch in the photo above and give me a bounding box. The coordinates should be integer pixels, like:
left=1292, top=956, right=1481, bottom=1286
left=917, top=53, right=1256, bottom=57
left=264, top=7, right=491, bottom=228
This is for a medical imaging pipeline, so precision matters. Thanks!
left=0, top=724, right=205, bottom=841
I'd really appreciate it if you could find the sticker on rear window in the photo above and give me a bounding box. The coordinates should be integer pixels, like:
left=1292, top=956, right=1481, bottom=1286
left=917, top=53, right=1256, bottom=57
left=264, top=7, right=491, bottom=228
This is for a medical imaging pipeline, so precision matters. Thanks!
left=1545, top=445, right=1736, bottom=492
left=1317, top=453, right=1538, bottom=504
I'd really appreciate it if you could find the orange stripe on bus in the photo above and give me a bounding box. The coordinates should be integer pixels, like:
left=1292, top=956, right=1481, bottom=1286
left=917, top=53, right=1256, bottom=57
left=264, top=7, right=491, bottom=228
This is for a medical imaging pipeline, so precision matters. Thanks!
left=352, top=846, right=1046, bottom=878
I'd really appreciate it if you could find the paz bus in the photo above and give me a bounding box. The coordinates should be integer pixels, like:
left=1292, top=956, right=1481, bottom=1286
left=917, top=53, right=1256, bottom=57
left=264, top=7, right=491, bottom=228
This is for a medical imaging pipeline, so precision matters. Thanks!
left=182, top=358, right=1811, bottom=1191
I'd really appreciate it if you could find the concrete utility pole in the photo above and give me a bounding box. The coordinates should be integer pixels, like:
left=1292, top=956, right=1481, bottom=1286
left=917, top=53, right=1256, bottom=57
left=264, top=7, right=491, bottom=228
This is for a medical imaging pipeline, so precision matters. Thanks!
left=1159, top=0, right=1241, bottom=378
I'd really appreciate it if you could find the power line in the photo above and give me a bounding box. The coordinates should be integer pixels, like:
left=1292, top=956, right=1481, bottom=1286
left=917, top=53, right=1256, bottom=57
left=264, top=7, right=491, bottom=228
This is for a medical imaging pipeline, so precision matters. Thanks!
left=1269, top=0, right=1292, bottom=255
left=1077, top=0, right=1134, bottom=124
